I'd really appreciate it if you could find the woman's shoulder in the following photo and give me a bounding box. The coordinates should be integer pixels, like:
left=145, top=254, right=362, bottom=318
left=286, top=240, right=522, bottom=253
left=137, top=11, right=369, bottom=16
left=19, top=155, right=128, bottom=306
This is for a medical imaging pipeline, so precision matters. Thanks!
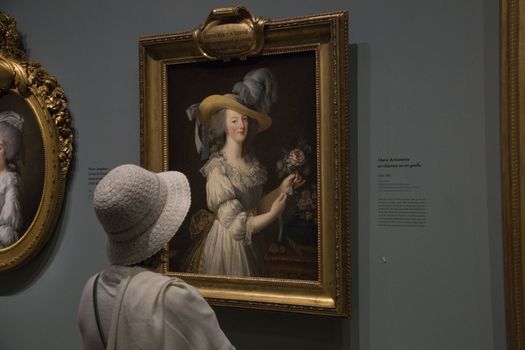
left=200, top=153, right=227, bottom=178
left=0, top=171, right=18, bottom=189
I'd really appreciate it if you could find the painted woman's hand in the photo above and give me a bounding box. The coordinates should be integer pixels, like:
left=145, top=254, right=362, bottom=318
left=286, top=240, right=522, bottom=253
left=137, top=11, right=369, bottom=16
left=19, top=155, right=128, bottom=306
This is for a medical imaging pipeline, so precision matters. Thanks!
left=252, top=193, right=288, bottom=234
left=279, top=174, right=296, bottom=195
left=293, top=172, right=306, bottom=190
left=270, top=193, right=287, bottom=216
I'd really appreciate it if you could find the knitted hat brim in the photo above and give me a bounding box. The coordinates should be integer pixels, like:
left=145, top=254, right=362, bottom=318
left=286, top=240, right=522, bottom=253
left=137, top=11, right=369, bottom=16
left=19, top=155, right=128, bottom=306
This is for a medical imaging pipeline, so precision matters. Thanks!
left=197, top=94, right=272, bottom=133
left=106, top=171, right=191, bottom=266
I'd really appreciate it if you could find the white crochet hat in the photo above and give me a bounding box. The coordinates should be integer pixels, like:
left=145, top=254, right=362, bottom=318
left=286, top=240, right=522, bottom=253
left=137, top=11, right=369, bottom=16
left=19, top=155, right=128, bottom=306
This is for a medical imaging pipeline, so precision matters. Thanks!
left=93, top=164, right=191, bottom=265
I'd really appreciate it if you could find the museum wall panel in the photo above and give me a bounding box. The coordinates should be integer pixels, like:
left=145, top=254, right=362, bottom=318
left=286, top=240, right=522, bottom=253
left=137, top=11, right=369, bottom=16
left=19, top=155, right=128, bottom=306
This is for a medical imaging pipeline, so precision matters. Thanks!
left=0, top=0, right=504, bottom=349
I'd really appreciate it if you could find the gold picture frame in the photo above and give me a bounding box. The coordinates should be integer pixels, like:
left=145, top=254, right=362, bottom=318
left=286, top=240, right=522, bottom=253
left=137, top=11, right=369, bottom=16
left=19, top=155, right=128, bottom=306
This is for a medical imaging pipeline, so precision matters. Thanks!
left=140, top=7, right=350, bottom=316
left=0, top=13, right=73, bottom=271
left=502, top=0, right=525, bottom=347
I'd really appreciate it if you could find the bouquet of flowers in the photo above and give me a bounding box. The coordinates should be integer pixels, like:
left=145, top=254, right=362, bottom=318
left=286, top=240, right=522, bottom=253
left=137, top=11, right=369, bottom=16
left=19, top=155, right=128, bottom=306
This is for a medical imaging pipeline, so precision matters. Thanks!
left=296, top=184, right=317, bottom=224
left=276, top=141, right=312, bottom=187
left=274, top=141, right=315, bottom=243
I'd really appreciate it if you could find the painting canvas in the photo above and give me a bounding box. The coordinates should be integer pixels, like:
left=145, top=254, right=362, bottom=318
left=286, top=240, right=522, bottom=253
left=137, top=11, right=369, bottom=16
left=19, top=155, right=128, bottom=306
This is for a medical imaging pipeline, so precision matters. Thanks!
left=0, top=93, right=44, bottom=249
left=140, top=7, right=349, bottom=316
left=167, top=51, right=319, bottom=280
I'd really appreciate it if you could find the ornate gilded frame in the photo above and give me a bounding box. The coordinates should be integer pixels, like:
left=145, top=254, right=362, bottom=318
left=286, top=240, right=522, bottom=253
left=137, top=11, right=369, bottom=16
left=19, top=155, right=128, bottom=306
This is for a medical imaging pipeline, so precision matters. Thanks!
left=140, top=8, right=350, bottom=316
left=0, top=13, right=73, bottom=271
left=502, top=0, right=525, bottom=347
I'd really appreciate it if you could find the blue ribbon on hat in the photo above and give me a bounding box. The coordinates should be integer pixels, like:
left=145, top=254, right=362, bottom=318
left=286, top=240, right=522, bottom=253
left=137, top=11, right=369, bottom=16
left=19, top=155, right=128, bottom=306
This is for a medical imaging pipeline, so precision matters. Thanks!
left=186, top=103, right=209, bottom=160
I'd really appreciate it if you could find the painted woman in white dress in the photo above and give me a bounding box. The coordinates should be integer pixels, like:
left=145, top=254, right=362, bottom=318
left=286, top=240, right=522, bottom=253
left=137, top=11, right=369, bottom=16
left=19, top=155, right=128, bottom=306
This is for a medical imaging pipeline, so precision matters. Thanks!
left=0, top=111, right=23, bottom=248
left=187, top=68, right=302, bottom=277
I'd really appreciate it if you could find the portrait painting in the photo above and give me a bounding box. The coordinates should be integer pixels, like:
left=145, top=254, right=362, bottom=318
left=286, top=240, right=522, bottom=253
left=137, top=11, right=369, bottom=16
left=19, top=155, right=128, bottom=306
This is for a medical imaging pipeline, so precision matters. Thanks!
left=0, top=93, right=44, bottom=249
left=167, top=51, right=319, bottom=281
left=0, top=11, right=73, bottom=271
left=140, top=7, right=350, bottom=315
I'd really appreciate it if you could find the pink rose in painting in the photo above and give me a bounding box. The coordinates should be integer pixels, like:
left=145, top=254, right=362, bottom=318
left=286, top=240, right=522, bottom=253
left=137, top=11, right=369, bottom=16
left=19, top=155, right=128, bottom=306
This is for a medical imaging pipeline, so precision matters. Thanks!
left=288, top=148, right=305, bottom=166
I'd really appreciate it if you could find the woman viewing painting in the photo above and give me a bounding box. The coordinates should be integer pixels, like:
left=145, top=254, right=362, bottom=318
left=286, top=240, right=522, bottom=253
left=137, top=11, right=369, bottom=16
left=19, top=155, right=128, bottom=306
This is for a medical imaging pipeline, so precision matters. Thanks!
left=186, top=68, right=304, bottom=277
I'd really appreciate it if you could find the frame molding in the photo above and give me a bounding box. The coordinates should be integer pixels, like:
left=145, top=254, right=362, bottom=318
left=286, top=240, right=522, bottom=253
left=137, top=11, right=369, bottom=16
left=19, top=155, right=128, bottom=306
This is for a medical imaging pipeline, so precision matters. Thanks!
left=502, top=0, right=525, bottom=347
left=140, top=8, right=350, bottom=316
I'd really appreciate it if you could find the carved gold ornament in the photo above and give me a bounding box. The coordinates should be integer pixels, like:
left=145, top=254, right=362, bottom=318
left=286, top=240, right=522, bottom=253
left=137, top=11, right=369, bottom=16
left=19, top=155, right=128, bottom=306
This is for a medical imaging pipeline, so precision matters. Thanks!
left=193, top=7, right=266, bottom=60
left=0, top=12, right=73, bottom=271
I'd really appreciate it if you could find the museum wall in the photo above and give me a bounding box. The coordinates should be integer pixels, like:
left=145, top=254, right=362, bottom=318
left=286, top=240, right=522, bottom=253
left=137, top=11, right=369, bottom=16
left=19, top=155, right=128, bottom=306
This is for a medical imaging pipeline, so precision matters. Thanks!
left=0, top=0, right=504, bottom=349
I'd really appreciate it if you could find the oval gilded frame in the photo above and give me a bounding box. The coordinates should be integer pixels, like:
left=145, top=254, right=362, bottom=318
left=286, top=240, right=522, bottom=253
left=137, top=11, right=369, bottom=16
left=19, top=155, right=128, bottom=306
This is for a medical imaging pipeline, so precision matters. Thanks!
left=0, top=13, right=73, bottom=271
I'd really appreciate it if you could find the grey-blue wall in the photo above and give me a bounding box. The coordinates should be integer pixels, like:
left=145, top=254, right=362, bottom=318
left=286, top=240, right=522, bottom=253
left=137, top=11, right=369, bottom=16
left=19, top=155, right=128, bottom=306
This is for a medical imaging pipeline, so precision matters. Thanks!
left=0, top=1, right=504, bottom=349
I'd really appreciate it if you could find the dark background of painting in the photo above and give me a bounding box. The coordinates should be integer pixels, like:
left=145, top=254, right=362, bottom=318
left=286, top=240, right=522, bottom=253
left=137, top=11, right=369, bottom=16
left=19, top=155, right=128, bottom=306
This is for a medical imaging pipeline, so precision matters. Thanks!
left=167, top=51, right=317, bottom=274
left=0, top=93, right=45, bottom=237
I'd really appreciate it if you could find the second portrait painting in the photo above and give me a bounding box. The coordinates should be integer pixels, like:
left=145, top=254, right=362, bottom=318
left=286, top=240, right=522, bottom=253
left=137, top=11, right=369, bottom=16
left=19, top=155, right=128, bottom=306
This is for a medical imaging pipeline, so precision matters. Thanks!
left=0, top=93, right=45, bottom=250
left=168, top=51, right=318, bottom=281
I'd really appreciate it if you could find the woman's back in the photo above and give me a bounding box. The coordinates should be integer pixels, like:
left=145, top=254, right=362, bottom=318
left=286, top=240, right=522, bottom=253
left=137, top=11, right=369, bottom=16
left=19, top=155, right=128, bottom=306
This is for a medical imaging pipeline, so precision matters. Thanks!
left=79, top=265, right=235, bottom=350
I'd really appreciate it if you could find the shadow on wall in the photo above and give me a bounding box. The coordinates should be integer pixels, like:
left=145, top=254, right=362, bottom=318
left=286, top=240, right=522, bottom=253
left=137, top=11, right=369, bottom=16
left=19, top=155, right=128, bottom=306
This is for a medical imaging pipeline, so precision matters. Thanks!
left=0, top=210, right=67, bottom=294
left=215, top=307, right=345, bottom=349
